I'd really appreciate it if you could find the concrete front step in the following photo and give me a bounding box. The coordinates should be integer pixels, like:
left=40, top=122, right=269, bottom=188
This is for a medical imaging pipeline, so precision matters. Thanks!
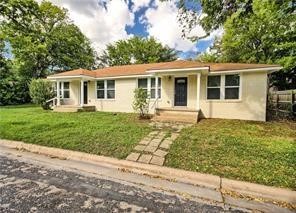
left=153, top=115, right=198, bottom=123
left=53, top=105, right=96, bottom=112
left=154, top=108, right=199, bottom=123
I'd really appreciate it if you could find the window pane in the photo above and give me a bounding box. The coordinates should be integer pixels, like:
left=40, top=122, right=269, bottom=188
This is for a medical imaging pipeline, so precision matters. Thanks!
left=225, top=75, right=240, bottom=86
left=158, top=78, right=161, bottom=87
left=97, top=90, right=104, bottom=99
left=64, top=91, right=70, bottom=98
left=207, top=88, right=220, bottom=99
left=151, top=78, right=155, bottom=88
left=208, top=76, right=221, bottom=87
left=107, top=90, right=115, bottom=99
left=97, top=81, right=104, bottom=89
left=225, top=88, right=239, bottom=99
left=138, top=79, right=147, bottom=88
left=107, top=80, right=115, bottom=89
left=151, top=89, right=155, bottom=99
left=158, top=88, right=161, bottom=98
left=63, top=82, right=69, bottom=89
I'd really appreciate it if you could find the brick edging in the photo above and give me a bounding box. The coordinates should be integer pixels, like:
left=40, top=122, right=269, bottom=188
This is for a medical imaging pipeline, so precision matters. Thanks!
left=0, top=139, right=295, bottom=205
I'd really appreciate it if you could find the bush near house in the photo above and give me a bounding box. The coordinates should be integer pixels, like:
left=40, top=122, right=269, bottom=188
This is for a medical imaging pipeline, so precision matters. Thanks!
left=29, top=79, right=55, bottom=110
left=133, top=88, right=150, bottom=119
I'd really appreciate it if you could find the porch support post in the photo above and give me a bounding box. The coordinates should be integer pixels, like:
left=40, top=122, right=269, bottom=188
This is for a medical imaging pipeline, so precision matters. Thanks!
left=155, top=76, right=159, bottom=109
left=80, top=79, right=84, bottom=107
left=196, top=73, right=201, bottom=110
left=56, top=80, right=61, bottom=106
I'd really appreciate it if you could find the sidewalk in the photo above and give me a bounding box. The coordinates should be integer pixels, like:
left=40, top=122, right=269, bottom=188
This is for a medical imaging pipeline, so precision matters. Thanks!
left=0, top=139, right=295, bottom=212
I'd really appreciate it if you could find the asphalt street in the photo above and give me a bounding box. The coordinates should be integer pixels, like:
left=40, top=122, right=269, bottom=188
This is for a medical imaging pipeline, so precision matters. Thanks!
left=0, top=153, right=245, bottom=213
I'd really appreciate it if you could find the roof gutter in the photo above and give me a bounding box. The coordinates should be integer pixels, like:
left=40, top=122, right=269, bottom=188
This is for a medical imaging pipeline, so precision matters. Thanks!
left=210, top=66, right=283, bottom=74
left=146, top=67, right=209, bottom=73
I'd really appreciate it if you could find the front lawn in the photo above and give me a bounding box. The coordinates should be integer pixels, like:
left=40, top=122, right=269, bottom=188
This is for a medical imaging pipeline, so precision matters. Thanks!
left=165, top=119, right=296, bottom=189
left=0, top=105, right=151, bottom=159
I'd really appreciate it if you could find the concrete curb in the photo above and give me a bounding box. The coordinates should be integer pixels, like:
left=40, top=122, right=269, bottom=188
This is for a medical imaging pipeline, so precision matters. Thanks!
left=0, top=139, right=295, bottom=206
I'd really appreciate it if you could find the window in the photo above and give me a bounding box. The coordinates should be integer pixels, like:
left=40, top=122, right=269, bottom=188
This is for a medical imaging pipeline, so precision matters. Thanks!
left=138, top=77, right=161, bottom=99
left=96, top=80, right=115, bottom=99
left=107, top=80, right=115, bottom=99
left=63, top=82, right=70, bottom=98
left=207, top=76, right=221, bottom=99
left=138, top=79, right=148, bottom=94
left=54, top=82, right=70, bottom=98
left=207, top=75, right=240, bottom=100
left=225, top=75, right=240, bottom=99
left=97, top=81, right=104, bottom=99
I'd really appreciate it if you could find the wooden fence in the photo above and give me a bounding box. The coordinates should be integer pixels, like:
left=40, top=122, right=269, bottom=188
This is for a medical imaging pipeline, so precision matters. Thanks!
left=267, top=89, right=296, bottom=120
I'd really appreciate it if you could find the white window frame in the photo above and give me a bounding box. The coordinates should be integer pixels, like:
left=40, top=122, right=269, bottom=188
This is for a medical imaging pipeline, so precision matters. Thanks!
left=55, top=82, right=70, bottom=99
left=224, top=74, right=240, bottom=100
left=206, top=74, right=241, bottom=101
left=96, top=80, right=115, bottom=100
left=137, top=77, right=161, bottom=99
left=206, top=75, right=221, bottom=100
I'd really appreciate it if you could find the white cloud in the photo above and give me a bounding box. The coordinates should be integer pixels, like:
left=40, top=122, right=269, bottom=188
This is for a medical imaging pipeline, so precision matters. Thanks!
left=200, top=28, right=224, bottom=41
left=47, top=0, right=134, bottom=53
left=141, top=0, right=207, bottom=52
left=131, top=0, right=151, bottom=12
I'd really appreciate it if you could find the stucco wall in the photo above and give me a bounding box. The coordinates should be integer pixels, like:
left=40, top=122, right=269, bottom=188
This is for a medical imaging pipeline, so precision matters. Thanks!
left=200, top=72, right=268, bottom=121
left=88, top=78, right=162, bottom=113
left=61, top=80, right=80, bottom=105
left=66, top=71, right=268, bottom=121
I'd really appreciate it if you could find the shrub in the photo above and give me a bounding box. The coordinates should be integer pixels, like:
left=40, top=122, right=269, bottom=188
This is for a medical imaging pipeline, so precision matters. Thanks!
left=133, top=88, right=149, bottom=118
left=29, top=79, right=54, bottom=110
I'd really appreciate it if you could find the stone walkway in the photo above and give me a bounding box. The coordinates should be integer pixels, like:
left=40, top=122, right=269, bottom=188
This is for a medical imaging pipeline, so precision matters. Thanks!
left=126, top=122, right=192, bottom=166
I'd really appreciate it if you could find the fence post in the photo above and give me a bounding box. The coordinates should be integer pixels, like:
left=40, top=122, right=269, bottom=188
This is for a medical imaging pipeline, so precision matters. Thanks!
left=276, top=93, right=279, bottom=117
left=292, top=90, right=295, bottom=115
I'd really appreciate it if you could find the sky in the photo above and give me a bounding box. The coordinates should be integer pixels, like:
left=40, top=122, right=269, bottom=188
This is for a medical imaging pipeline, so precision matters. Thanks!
left=45, top=0, right=222, bottom=59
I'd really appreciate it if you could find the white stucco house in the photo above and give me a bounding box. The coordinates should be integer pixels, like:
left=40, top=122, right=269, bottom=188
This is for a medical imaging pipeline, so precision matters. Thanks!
left=47, top=60, right=281, bottom=122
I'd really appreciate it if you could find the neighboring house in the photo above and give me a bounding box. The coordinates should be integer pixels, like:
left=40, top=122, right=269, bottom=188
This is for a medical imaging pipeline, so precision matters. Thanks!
left=47, top=60, right=281, bottom=122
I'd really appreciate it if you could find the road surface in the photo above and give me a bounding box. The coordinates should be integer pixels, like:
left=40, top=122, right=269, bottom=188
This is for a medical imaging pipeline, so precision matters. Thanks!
left=0, top=149, right=244, bottom=212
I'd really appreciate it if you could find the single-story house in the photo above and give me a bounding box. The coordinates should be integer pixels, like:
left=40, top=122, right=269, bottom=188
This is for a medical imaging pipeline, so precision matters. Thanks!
left=47, top=60, right=281, bottom=122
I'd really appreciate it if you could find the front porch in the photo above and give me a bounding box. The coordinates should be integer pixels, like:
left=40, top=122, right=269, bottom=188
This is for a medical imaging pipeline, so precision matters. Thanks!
left=51, top=76, right=96, bottom=112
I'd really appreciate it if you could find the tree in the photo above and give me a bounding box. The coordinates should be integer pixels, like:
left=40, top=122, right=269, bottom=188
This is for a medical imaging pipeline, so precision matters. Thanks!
left=196, top=37, right=222, bottom=62
left=221, top=0, right=296, bottom=89
left=99, top=37, right=178, bottom=67
left=29, top=79, right=54, bottom=109
left=164, top=0, right=253, bottom=40
left=0, top=0, right=96, bottom=80
left=170, top=0, right=295, bottom=89
left=0, top=38, right=30, bottom=105
left=132, top=88, right=150, bottom=118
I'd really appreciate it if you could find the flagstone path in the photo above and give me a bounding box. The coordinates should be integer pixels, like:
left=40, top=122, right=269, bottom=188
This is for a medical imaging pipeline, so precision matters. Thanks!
left=126, top=122, right=192, bottom=166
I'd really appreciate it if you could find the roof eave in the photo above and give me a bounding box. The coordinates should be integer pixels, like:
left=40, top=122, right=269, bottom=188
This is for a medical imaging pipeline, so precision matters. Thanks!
left=209, top=66, right=283, bottom=74
left=146, top=67, right=209, bottom=73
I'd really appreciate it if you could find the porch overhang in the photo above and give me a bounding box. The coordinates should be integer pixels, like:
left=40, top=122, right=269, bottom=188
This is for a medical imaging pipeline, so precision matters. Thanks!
left=47, top=75, right=95, bottom=81
left=146, top=67, right=209, bottom=76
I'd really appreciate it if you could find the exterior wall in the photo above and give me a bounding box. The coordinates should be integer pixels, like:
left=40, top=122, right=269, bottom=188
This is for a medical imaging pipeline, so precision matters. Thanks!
left=157, top=75, right=197, bottom=109
left=60, top=71, right=268, bottom=121
left=61, top=80, right=80, bottom=105
left=88, top=78, right=160, bottom=113
left=200, top=72, right=268, bottom=121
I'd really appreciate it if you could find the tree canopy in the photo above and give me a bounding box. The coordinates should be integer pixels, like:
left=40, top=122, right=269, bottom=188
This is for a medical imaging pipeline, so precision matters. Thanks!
left=0, top=0, right=96, bottom=79
left=98, top=37, right=178, bottom=67
left=172, top=0, right=295, bottom=89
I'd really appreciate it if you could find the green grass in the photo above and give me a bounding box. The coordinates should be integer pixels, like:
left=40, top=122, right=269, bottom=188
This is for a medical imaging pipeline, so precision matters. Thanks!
left=165, top=119, right=296, bottom=189
left=0, top=105, right=151, bottom=159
